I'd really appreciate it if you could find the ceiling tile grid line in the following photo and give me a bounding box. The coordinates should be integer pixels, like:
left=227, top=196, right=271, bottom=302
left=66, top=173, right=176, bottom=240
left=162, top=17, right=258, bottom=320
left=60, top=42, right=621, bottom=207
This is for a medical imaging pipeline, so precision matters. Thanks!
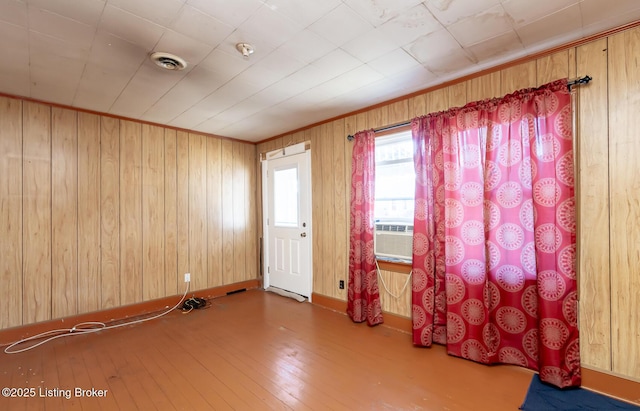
left=1, top=0, right=639, bottom=141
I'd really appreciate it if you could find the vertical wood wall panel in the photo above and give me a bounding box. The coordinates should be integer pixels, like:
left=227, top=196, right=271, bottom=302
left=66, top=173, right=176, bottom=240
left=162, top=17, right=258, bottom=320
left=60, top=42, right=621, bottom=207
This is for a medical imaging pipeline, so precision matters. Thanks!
left=447, top=82, right=467, bottom=108
left=608, top=27, right=640, bottom=379
left=409, top=93, right=427, bottom=118
left=142, top=125, right=165, bottom=300
left=378, top=270, right=411, bottom=318
left=332, top=119, right=347, bottom=299
left=310, top=127, right=323, bottom=294
left=368, top=106, right=388, bottom=130
left=189, top=133, right=207, bottom=290
left=246, top=143, right=257, bottom=281
left=426, top=88, right=449, bottom=113
left=77, top=112, right=101, bottom=312
left=22, top=101, right=52, bottom=323
left=342, top=116, right=356, bottom=301
left=232, top=141, right=246, bottom=284
left=500, top=61, right=537, bottom=95
left=176, top=132, right=190, bottom=289
left=51, top=107, right=78, bottom=318
left=119, top=120, right=142, bottom=305
left=0, top=96, right=22, bottom=329
left=207, top=137, right=223, bottom=288
left=164, top=129, right=178, bottom=296
left=537, top=50, right=569, bottom=85
left=577, top=38, right=611, bottom=372
left=467, top=71, right=501, bottom=101
left=221, top=139, right=234, bottom=284
left=100, top=117, right=120, bottom=309
left=321, top=124, right=335, bottom=296
left=388, top=101, right=409, bottom=125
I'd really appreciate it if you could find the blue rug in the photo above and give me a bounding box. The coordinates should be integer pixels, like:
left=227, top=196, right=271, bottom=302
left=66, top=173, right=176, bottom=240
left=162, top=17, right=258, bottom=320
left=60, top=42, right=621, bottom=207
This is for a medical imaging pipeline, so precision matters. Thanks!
left=520, top=375, right=640, bottom=410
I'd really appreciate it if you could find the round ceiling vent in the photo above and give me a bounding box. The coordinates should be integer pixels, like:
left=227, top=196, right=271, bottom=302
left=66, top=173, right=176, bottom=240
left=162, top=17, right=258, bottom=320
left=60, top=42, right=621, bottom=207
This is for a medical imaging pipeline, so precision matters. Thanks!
left=149, top=52, right=187, bottom=71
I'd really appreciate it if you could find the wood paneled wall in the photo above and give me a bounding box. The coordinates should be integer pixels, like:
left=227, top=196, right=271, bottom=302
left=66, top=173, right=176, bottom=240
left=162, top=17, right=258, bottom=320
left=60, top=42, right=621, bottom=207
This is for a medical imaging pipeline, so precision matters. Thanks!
left=257, top=26, right=640, bottom=381
left=0, top=100, right=258, bottom=330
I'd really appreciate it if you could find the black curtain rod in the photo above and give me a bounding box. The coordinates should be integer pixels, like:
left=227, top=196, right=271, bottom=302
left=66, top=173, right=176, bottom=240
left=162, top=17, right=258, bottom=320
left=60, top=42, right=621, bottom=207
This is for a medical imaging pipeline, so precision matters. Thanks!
left=567, top=75, right=592, bottom=90
left=347, top=75, right=593, bottom=141
left=346, top=122, right=409, bottom=141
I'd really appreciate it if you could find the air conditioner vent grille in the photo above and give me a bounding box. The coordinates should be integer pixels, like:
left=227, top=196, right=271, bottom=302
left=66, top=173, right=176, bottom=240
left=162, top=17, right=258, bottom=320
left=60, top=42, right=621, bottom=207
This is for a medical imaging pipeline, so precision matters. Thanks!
left=374, top=222, right=413, bottom=260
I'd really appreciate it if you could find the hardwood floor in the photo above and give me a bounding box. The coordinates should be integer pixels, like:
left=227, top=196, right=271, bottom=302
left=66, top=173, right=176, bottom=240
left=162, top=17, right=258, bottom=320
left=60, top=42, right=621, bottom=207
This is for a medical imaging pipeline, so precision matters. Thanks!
left=0, top=290, right=533, bottom=410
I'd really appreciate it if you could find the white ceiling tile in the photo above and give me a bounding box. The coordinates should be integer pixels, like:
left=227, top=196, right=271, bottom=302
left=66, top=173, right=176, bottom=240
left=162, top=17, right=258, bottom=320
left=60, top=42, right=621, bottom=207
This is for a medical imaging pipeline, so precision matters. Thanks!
left=310, top=65, right=385, bottom=98
left=29, top=30, right=90, bottom=61
left=236, top=5, right=304, bottom=49
left=169, top=106, right=213, bottom=129
left=217, top=29, right=276, bottom=64
left=109, top=62, right=188, bottom=118
left=106, top=0, right=185, bottom=26
left=385, top=65, right=438, bottom=92
left=186, top=0, right=264, bottom=27
left=234, top=65, right=283, bottom=90
left=581, top=0, right=640, bottom=32
left=0, top=0, right=27, bottom=27
left=0, top=71, right=29, bottom=97
left=0, top=19, right=28, bottom=49
left=28, top=6, right=95, bottom=48
left=73, top=64, right=131, bottom=111
left=343, top=0, right=424, bottom=27
left=29, top=51, right=85, bottom=104
left=424, top=0, right=501, bottom=26
left=423, top=49, right=476, bottom=77
left=308, top=4, right=373, bottom=46
left=277, top=29, right=336, bottom=64
left=27, top=0, right=105, bottom=26
left=378, top=3, right=442, bottom=47
left=170, top=5, right=234, bottom=47
left=0, top=21, right=29, bottom=96
left=99, top=5, right=164, bottom=50
left=87, top=29, right=148, bottom=74
left=341, top=28, right=399, bottom=62
left=404, top=29, right=464, bottom=65
left=251, top=77, right=307, bottom=104
left=199, top=48, right=252, bottom=81
left=192, top=80, right=263, bottom=118
left=142, top=65, right=226, bottom=123
left=447, top=5, right=513, bottom=47
left=503, top=0, right=579, bottom=27
left=153, top=30, right=213, bottom=67
left=309, top=49, right=362, bottom=82
left=515, top=4, right=583, bottom=48
left=367, top=49, right=420, bottom=77
left=266, top=0, right=342, bottom=28
left=466, top=30, right=524, bottom=62
left=251, top=49, right=307, bottom=79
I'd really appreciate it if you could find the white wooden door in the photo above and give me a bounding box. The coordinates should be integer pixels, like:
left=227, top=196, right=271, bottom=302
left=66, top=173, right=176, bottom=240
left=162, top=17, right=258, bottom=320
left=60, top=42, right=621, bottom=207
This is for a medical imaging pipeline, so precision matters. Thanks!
left=263, top=147, right=312, bottom=298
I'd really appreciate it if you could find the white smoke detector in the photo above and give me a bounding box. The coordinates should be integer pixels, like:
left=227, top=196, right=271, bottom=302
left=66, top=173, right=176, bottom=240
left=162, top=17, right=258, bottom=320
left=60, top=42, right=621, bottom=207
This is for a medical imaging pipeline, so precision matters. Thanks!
left=149, top=52, right=187, bottom=71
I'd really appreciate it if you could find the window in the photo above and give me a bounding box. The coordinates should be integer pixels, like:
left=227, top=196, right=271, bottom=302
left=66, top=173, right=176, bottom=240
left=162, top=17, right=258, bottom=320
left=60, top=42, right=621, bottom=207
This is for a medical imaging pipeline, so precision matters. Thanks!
left=374, top=130, right=415, bottom=262
left=375, top=130, right=415, bottom=223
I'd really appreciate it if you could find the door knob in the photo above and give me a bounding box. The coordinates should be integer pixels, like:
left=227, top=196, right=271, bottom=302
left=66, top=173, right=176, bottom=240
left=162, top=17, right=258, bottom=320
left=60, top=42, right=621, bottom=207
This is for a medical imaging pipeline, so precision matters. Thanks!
left=300, top=232, right=307, bottom=237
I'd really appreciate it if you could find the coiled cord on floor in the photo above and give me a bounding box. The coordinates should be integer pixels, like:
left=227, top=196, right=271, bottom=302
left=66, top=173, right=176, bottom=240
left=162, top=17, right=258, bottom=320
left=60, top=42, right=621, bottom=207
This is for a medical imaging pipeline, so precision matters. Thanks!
left=3, top=282, right=190, bottom=354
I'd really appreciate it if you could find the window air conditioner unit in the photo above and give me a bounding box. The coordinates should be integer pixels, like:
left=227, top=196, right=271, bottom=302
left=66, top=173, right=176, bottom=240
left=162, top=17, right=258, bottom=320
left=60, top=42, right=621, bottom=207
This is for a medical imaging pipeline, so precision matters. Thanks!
left=374, top=223, right=413, bottom=261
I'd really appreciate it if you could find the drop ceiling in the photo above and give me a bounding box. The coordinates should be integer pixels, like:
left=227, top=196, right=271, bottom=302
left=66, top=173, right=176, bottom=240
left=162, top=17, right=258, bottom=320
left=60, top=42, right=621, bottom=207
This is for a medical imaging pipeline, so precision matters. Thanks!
left=1, top=0, right=639, bottom=142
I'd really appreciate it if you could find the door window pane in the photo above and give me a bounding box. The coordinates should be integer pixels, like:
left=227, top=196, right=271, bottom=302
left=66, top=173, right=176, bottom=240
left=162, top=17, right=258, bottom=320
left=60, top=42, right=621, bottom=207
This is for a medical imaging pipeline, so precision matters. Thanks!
left=274, top=166, right=299, bottom=227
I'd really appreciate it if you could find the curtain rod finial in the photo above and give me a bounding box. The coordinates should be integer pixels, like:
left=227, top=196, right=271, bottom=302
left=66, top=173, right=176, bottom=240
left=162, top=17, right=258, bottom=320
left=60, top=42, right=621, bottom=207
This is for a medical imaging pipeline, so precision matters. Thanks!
left=347, top=134, right=354, bottom=142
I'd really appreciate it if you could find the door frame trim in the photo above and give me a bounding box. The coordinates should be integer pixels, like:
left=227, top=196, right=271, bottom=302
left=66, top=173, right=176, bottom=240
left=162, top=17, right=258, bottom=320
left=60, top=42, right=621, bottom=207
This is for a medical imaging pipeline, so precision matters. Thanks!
left=261, top=144, right=313, bottom=301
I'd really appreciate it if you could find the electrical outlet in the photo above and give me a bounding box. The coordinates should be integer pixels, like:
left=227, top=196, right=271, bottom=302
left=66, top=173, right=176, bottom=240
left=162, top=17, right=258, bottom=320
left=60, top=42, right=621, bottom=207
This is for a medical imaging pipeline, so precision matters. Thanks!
left=184, top=273, right=191, bottom=283
left=339, top=280, right=345, bottom=289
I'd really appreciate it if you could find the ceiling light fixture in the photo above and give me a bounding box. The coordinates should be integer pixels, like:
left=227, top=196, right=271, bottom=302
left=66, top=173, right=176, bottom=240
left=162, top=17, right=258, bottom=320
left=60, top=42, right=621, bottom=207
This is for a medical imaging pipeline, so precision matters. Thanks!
left=149, top=52, right=187, bottom=71
left=235, top=43, right=255, bottom=58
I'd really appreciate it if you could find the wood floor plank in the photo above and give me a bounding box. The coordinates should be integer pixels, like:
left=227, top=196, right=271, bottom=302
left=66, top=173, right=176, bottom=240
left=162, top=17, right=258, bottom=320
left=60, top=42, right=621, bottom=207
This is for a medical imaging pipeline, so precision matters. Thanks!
left=0, top=290, right=534, bottom=410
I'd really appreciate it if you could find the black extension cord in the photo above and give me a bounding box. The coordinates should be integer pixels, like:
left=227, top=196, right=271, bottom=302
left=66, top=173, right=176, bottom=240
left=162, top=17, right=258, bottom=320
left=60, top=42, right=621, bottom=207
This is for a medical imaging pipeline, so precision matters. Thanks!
left=181, top=297, right=208, bottom=311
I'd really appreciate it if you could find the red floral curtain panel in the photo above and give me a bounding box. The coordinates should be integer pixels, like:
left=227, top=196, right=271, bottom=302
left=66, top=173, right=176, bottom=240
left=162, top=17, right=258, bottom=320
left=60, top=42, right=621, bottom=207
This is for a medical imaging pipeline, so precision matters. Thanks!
left=348, top=130, right=383, bottom=326
left=411, top=79, right=580, bottom=388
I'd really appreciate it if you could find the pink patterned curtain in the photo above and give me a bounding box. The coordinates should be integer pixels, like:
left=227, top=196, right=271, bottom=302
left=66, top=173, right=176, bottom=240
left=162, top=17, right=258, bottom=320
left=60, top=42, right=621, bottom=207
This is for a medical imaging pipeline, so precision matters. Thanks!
left=411, top=79, right=580, bottom=388
left=348, top=130, right=383, bottom=326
